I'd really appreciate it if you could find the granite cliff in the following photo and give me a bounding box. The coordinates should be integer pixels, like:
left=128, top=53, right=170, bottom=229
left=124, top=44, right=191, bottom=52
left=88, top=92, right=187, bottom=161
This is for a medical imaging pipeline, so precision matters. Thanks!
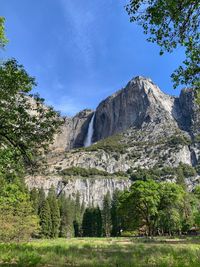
left=26, top=76, right=200, bottom=206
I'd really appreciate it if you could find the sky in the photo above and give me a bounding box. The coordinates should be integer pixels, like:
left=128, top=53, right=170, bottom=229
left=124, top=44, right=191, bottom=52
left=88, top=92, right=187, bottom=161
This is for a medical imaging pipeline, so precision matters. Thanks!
left=1, top=0, right=185, bottom=116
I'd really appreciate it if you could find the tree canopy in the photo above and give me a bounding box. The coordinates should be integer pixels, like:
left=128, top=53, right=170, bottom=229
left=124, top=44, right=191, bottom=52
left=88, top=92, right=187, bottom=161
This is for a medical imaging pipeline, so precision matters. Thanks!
left=126, top=0, right=200, bottom=92
left=0, top=59, right=62, bottom=175
left=0, top=17, right=8, bottom=49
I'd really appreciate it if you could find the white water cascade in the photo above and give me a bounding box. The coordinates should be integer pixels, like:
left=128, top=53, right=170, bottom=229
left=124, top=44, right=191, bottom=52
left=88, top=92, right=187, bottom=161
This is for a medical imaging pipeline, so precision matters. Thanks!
left=84, top=113, right=95, bottom=147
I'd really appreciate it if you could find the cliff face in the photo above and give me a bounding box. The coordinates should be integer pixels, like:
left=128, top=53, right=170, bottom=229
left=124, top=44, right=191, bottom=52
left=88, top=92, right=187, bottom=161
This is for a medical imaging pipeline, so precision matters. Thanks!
left=26, top=175, right=131, bottom=207
left=26, top=76, right=200, bottom=206
left=50, top=109, right=94, bottom=152
left=93, top=77, right=176, bottom=142
left=50, top=76, right=199, bottom=151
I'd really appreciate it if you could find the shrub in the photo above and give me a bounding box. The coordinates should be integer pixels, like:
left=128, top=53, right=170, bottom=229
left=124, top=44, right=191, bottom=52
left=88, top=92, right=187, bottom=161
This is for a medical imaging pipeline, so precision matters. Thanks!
left=61, top=167, right=110, bottom=177
left=168, top=135, right=191, bottom=146
left=84, top=134, right=128, bottom=154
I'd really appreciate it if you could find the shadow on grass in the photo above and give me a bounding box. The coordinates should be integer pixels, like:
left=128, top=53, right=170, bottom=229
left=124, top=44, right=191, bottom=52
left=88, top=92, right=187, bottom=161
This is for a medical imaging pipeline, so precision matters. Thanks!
left=0, top=239, right=200, bottom=267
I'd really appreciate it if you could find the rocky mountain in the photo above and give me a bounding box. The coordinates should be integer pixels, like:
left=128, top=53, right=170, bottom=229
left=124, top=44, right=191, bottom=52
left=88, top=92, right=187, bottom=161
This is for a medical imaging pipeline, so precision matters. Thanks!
left=26, top=76, right=200, bottom=206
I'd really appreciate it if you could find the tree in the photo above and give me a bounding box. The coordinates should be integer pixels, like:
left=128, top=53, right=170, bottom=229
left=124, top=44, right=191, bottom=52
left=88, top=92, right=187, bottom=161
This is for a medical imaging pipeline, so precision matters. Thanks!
left=102, top=192, right=112, bottom=237
left=111, top=190, right=121, bottom=236
left=158, top=183, right=185, bottom=235
left=119, top=180, right=160, bottom=236
left=73, top=192, right=82, bottom=236
left=0, top=59, right=62, bottom=174
left=47, top=186, right=60, bottom=238
left=39, top=199, right=52, bottom=238
left=82, top=207, right=102, bottom=237
left=38, top=188, right=46, bottom=215
left=82, top=208, right=93, bottom=237
left=95, top=206, right=103, bottom=237
left=126, top=1, right=200, bottom=92
left=58, top=193, right=75, bottom=238
left=0, top=17, right=8, bottom=49
left=30, top=188, right=39, bottom=214
left=193, top=186, right=200, bottom=227
left=0, top=182, right=39, bottom=242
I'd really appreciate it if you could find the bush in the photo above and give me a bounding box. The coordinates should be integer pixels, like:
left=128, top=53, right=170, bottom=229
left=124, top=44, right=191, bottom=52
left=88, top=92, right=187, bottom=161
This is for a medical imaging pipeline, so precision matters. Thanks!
left=168, top=135, right=191, bottom=146
left=84, top=134, right=128, bottom=154
left=128, top=163, right=197, bottom=182
left=61, top=167, right=110, bottom=177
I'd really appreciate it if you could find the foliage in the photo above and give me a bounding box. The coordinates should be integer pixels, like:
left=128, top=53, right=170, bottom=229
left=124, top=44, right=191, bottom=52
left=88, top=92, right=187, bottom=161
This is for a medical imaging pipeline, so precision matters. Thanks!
left=47, top=186, right=60, bottom=238
left=0, top=182, right=39, bottom=242
left=84, top=134, right=128, bottom=154
left=0, top=59, right=62, bottom=172
left=61, top=166, right=110, bottom=177
left=158, top=183, right=185, bottom=234
left=126, top=0, right=200, bottom=91
left=168, top=135, right=191, bottom=146
left=128, top=163, right=197, bottom=184
left=102, top=192, right=112, bottom=237
left=118, top=180, right=188, bottom=236
left=111, top=190, right=121, bottom=236
left=82, top=207, right=102, bottom=237
left=39, top=199, right=52, bottom=238
left=0, top=17, right=8, bottom=49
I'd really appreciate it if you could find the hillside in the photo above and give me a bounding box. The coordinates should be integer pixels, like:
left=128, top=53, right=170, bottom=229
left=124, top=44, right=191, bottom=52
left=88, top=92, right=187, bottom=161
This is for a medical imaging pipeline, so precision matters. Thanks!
left=26, top=76, right=200, bottom=206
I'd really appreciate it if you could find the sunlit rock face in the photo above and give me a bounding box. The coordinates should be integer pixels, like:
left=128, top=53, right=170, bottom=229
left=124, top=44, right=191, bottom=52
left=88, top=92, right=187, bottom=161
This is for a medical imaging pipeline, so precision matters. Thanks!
left=93, top=76, right=177, bottom=141
left=26, top=175, right=131, bottom=208
left=50, top=76, right=199, bottom=152
left=50, top=109, right=94, bottom=152
left=26, top=76, right=200, bottom=204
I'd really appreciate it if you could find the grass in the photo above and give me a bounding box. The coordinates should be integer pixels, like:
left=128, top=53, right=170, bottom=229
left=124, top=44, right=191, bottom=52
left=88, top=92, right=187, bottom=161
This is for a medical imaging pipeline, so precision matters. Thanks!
left=0, top=237, right=200, bottom=266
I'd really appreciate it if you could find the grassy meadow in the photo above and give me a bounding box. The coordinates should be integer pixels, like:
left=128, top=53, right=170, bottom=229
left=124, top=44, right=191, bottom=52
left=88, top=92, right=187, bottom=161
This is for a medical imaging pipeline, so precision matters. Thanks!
left=0, top=237, right=200, bottom=267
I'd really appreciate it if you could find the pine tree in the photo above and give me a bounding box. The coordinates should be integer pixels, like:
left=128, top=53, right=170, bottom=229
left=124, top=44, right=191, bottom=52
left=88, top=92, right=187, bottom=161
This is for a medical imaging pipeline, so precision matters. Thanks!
left=58, top=193, right=74, bottom=238
left=82, top=208, right=93, bottom=237
left=73, top=192, right=81, bottom=236
left=102, top=192, right=112, bottom=237
left=30, top=188, right=39, bottom=214
left=39, top=199, right=52, bottom=238
left=111, top=190, right=121, bottom=236
left=59, top=197, right=69, bottom=237
left=94, top=206, right=102, bottom=237
left=38, top=188, right=45, bottom=215
left=82, top=207, right=102, bottom=237
left=47, top=186, right=60, bottom=238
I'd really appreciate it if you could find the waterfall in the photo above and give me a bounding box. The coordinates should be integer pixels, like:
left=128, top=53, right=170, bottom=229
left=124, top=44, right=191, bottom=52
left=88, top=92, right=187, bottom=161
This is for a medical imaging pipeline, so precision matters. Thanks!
left=84, top=113, right=95, bottom=147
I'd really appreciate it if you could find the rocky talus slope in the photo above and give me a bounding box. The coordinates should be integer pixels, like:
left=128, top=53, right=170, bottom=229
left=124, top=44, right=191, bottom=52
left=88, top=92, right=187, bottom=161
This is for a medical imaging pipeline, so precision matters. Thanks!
left=26, top=76, right=200, bottom=206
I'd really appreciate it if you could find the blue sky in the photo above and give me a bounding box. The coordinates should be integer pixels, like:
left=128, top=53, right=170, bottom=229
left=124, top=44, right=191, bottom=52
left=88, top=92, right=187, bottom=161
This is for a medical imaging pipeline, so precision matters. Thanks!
left=1, top=0, right=185, bottom=116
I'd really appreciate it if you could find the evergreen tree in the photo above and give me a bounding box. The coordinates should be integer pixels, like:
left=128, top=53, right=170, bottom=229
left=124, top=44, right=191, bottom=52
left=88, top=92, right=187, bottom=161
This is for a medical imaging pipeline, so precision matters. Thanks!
left=82, top=207, right=102, bottom=237
left=111, top=190, right=121, bottom=236
left=38, top=188, right=45, bottom=215
left=47, top=186, right=60, bottom=238
left=82, top=208, right=92, bottom=237
left=102, top=192, right=112, bottom=237
left=73, top=192, right=82, bottom=236
left=94, top=206, right=102, bottom=237
left=39, top=199, right=52, bottom=238
left=58, top=193, right=74, bottom=238
left=30, top=188, right=39, bottom=214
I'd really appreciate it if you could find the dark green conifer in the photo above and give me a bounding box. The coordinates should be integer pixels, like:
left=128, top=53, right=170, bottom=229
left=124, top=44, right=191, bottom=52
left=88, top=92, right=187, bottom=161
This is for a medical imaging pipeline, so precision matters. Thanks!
left=111, top=190, right=121, bottom=236
left=30, top=188, right=39, bottom=214
left=47, top=186, right=60, bottom=238
left=39, top=199, right=52, bottom=238
left=102, top=192, right=112, bottom=237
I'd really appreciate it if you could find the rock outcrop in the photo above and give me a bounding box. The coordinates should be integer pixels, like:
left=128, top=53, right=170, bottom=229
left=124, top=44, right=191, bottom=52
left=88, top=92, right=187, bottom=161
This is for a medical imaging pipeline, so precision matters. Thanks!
left=26, top=76, right=200, bottom=206
left=93, top=76, right=177, bottom=141
left=26, top=175, right=131, bottom=207
left=50, top=109, right=94, bottom=152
